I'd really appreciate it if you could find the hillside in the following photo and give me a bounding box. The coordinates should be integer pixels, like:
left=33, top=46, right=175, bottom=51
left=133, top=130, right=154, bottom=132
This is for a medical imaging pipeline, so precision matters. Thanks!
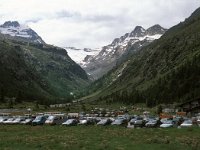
left=0, top=38, right=89, bottom=104
left=85, top=7, right=200, bottom=106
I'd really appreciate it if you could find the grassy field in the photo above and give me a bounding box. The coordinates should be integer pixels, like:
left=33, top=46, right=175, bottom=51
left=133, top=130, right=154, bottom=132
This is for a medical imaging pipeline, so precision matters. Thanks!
left=0, top=125, right=199, bottom=150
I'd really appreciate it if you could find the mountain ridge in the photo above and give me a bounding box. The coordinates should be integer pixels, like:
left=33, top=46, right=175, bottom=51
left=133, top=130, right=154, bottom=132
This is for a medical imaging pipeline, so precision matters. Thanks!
left=83, top=24, right=167, bottom=80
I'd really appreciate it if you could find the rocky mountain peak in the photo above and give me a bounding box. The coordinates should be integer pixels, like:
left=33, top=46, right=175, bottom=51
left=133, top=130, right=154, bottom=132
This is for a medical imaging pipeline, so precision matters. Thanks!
left=146, top=24, right=167, bottom=35
left=0, top=21, right=45, bottom=44
left=110, top=38, right=121, bottom=46
left=130, top=26, right=146, bottom=37
left=1, top=21, right=20, bottom=28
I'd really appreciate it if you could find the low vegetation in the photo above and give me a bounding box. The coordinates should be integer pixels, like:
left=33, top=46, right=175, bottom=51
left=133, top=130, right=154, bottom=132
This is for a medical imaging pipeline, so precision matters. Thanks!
left=0, top=125, right=199, bottom=150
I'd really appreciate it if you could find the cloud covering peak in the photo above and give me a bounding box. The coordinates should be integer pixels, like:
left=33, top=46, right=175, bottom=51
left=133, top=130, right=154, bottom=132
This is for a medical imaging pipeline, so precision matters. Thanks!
left=0, top=0, right=199, bottom=48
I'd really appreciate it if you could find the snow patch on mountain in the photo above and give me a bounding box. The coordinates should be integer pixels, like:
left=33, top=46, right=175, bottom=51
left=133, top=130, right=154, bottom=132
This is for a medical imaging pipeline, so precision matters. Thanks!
left=0, top=21, right=45, bottom=44
left=64, top=47, right=100, bottom=65
left=0, top=24, right=30, bottom=38
left=83, top=24, right=167, bottom=80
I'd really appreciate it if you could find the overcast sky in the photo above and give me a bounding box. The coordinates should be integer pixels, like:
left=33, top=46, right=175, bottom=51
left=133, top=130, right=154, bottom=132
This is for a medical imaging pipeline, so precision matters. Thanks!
left=0, top=0, right=200, bottom=48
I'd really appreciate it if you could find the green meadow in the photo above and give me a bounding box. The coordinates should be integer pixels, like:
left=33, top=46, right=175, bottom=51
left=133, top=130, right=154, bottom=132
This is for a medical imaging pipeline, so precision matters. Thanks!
left=0, top=125, right=199, bottom=150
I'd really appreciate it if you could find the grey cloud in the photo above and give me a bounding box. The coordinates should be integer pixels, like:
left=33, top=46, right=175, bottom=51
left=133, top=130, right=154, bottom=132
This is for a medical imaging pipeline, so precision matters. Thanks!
left=55, top=10, right=81, bottom=18
left=82, top=14, right=117, bottom=22
left=0, top=0, right=199, bottom=49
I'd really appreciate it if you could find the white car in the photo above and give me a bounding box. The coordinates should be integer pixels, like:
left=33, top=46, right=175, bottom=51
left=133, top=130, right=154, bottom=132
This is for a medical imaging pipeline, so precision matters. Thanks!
left=160, top=120, right=174, bottom=128
left=78, top=119, right=88, bottom=125
left=12, top=117, right=26, bottom=124
left=145, top=119, right=159, bottom=128
left=197, top=119, right=200, bottom=127
left=196, top=116, right=200, bottom=127
left=45, top=115, right=56, bottom=125
left=0, top=117, right=8, bottom=123
left=21, top=118, right=33, bottom=125
left=180, top=120, right=193, bottom=128
left=3, top=118, right=15, bottom=124
left=62, top=119, right=78, bottom=126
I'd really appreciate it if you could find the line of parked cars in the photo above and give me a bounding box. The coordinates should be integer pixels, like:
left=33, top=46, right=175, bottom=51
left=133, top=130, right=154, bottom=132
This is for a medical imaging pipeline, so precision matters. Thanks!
left=0, top=113, right=200, bottom=128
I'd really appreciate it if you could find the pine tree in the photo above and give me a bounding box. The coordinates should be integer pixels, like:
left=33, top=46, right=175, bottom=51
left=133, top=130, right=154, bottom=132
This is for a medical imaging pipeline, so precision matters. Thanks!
left=35, top=101, right=39, bottom=109
left=0, top=88, right=5, bottom=103
left=81, top=104, right=86, bottom=112
left=16, top=91, right=22, bottom=103
left=8, top=99, right=13, bottom=108
left=157, top=105, right=163, bottom=115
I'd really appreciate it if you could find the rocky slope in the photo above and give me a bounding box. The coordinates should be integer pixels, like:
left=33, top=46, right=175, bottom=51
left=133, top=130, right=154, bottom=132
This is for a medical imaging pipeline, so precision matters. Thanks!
left=0, top=21, right=45, bottom=44
left=83, top=25, right=167, bottom=80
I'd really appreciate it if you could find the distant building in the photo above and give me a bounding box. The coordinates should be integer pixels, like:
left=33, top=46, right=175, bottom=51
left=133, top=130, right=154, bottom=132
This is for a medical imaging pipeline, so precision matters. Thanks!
left=162, top=108, right=175, bottom=113
left=50, top=103, right=71, bottom=108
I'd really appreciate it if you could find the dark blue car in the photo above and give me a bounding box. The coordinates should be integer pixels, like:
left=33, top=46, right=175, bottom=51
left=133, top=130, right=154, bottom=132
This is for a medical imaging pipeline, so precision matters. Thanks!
left=32, top=116, right=47, bottom=126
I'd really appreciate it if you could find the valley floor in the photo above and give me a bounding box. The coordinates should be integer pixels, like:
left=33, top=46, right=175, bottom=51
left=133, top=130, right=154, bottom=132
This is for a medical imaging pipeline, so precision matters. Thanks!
left=0, top=125, right=199, bottom=150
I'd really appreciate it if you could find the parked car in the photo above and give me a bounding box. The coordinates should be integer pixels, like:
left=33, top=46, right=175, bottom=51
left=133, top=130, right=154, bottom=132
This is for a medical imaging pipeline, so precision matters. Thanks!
left=111, top=119, right=127, bottom=126
left=160, top=120, right=175, bottom=128
left=78, top=119, right=88, bottom=125
left=92, top=117, right=101, bottom=124
left=62, top=119, right=78, bottom=126
left=79, top=118, right=96, bottom=125
left=12, top=117, right=26, bottom=124
left=172, top=117, right=184, bottom=126
left=117, top=114, right=131, bottom=121
left=129, top=117, right=145, bottom=127
left=21, top=118, right=33, bottom=125
left=32, top=116, right=47, bottom=126
left=145, top=119, right=161, bottom=128
left=160, top=118, right=171, bottom=124
left=197, top=118, right=200, bottom=127
left=45, top=115, right=67, bottom=125
left=97, top=118, right=112, bottom=126
left=134, top=117, right=146, bottom=128
left=180, top=120, right=193, bottom=128
left=191, top=117, right=198, bottom=125
left=129, top=117, right=137, bottom=125
left=3, top=118, right=15, bottom=125
left=0, top=117, right=8, bottom=124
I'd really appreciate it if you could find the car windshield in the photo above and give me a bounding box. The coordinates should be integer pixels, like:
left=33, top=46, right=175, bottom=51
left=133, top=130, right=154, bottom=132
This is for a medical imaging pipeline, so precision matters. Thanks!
left=99, top=119, right=107, bottom=123
left=148, top=120, right=157, bottom=123
left=47, top=116, right=55, bottom=120
left=183, top=120, right=192, bottom=124
left=164, top=120, right=172, bottom=124
left=7, top=118, right=14, bottom=121
left=80, top=120, right=87, bottom=123
left=66, top=119, right=74, bottom=123
left=35, top=116, right=43, bottom=120
left=114, top=119, right=123, bottom=123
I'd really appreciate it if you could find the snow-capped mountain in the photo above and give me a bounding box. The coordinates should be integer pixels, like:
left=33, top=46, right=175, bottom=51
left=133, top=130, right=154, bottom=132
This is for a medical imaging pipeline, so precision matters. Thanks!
left=0, top=21, right=45, bottom=44
left=64, top=47, right=100, bottom=65
left=83, top=24, right=167, bottom=80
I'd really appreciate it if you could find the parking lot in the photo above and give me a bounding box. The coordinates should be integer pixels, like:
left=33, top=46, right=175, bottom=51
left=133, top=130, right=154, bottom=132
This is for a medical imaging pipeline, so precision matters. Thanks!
left=1, top=109, right=200, bottom=150
left=1, top=110, right=200, bottom=129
